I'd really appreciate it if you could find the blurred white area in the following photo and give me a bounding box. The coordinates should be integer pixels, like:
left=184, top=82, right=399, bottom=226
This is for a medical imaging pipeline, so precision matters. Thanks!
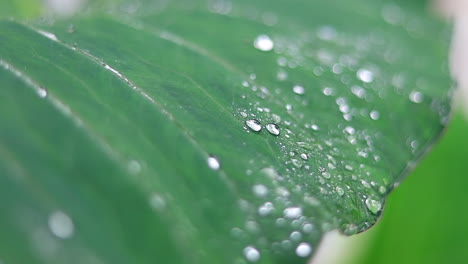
left=45, top=0, right=85, bottom=16
left=435, top=0, right=468, bottom=117
left=309, top=230, right=374, bottom=264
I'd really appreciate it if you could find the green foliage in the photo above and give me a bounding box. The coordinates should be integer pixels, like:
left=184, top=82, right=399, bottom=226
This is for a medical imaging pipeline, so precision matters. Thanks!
left=0, top=0, right=452, bottom=263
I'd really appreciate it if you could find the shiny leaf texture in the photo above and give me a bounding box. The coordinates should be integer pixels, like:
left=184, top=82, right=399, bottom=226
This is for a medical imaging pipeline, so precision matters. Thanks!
left=0, top=0, right=452, bottom=263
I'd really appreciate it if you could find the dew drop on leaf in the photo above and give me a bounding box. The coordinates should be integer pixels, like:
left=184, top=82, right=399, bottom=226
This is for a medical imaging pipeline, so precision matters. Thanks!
left=243, top=246, right=261, bottom=262
left=48, top=211, right=74, bottom=239
left=245, top=119, right=262, bottom=132
left=265, top=123, right=280, bottom=136
left=253, top=34, right=274, bottom=51
left=295, top=243, right=312, bottom=257
left=37, top=86, right=48, bottom=98
left=207, top=155, right=220, bottom=170
left=409, top=91, right=424, bottom=103
left=365, top=197, right=382, bottom=214
left=357, top=68, right=374, bottom=83
left=292, top=85, right=305, bottom=95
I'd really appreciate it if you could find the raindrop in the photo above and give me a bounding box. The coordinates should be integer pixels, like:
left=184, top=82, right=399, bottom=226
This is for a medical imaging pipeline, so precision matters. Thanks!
left=357, top=69, right=374, bottom=83
left=300, top=153, right=309, bottom=161
left=409, top=91, right=424, bottom=103
left=284, top=207, right=302, bottom=219
left=207, top=155, right=220, bottom=170
left=48, top=211, right=74, bottom=239
left=295, top=243, right=312, bottom=257
left=243, top=246, right=261, bottom=262
left=246, top=119, right=262, bottom=132
left=253, top=35, right=274, bottom=51
left=293, top=85, right=305, bottom=95
left=365, top=197, right=382, bottom=214
left=266, top=123, right=280, bottom=136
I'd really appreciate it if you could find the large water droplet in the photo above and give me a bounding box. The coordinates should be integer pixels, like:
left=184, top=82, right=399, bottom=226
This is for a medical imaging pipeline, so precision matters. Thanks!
left=246, top=119, right=262, bottom=132
left=243, top=246, right=261, bottom=262
left=48, top=211, right=74, bottom=239
left=295, top=243, right=312, bottom=257
left=207, top=155, right=220, bottom=170
left=266, top=123, right=280, bottom=136
left=253, top=35, right=274, bottom=51
left=365, top=197, right=382, bottom=214
left=252, top=184, right=268, bottom=197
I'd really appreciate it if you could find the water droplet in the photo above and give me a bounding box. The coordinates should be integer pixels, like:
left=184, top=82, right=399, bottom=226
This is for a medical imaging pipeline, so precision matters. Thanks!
left=357, top=69, right=374, bottom=83
left=37, top=86, right=48, bottom=98
left=293, top=85, right=305, bottom=95
left=365, top=197, right=382, bottom=214
left=243, top=246, right=261, bottom=262
left=317, top=26, right=337, bottom=40
left=246, top=119, right=262, bottom=132
left=207, top=156, right=220, bottom=170
left=253, top=35, right=274, bottom=51
left=300, top=153, right=309, bottom=161
left=290, top=231, right=302, bottom=241
left=48, top=211, right=74, bottom=239
left=149, top=193, right=166, bottom=211
left=253, top=184, right=268, bottom=197
left=335, top=186, right=345, bottom=196
left=277, top=70, right=288, bottom=81
left=38, top=30, right=58, bottom=41
left=409, top=91, right=424, bottom=103
left=295, top=243, right=312, bottom=257
left=322, top=87, right=334, bottom=96
left=266, top=123, right=280, bottom=136
left=258, top=202, right=274, bottom=216
left=284, top=207, right=302, bottom=219
left=370, top=110, right=380, bottom=120
left=302, top=223, right=314, bottom=233
left=127, top=160, right=141, bottom=175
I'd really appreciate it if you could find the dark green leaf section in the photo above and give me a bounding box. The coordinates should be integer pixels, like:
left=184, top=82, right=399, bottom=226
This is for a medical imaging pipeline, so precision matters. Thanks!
left=0, top=0, right=452, bottom=263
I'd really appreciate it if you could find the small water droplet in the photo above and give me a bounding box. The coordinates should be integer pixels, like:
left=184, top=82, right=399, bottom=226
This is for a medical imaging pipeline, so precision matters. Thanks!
left=254, top=34, right=274, bottom=51
left=409, top=91, right=424, bottom=103
left=295, top=243, right=312, bottom=257
left=127, top=160, right=141, bottom=175
left=48, top=211, right=74, bottom=239
left=293, top=85, right=305, bottom=95
left=243, top=246, right=261, bottom=262
left=317, top=26, right=337, bottom=40
left=300, top=153, right=309, bottom=160
left=370, top=110, right=380, bottom=120
left=284, top=207, right=302, bottom=219
left=37, top=86, right=48, bottom=98
left=277, top=70, right=288, bottom=81
left=253, top=184, right=268, bottom=197
left=357, top=69, right=374, bottom=83
left=303, top=223, right=314, bottom=233
left=149, top=193, right=166, bottom=211
left=258, top=202, right=274, bottom=216
left=365, top=197, right=382, bottom=214
left=246, top=119, right=262, bottom=132
left=266, top=123, right=280, bottom=136
left=322, top=87, right=334, bottom=96
left=290, top=231, right=302, bottom=241
left=335, top=186, right=345, bottom=196
left=207, top=155, right=220, bottom=170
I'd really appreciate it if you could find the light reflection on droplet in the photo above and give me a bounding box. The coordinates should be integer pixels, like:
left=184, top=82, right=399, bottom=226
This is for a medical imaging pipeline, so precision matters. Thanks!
left=254, top=35, right=274, bottom=51
left=243, top=246, right=261, bottom=262
left=207, top=155, right=220, bottom=170
left=365, top=197, right=382, bottom=214
left=48, top=211, right=74, bottom=239
left=370, top=110, right=380, bottom=120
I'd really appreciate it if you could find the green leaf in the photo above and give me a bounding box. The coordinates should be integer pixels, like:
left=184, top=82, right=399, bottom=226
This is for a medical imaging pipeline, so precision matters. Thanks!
left=0, top=0, right=452, bottom=263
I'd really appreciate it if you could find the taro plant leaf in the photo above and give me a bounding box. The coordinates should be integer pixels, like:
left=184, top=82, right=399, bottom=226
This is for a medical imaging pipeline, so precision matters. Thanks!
left=0, top=0, right=452, bottom=263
